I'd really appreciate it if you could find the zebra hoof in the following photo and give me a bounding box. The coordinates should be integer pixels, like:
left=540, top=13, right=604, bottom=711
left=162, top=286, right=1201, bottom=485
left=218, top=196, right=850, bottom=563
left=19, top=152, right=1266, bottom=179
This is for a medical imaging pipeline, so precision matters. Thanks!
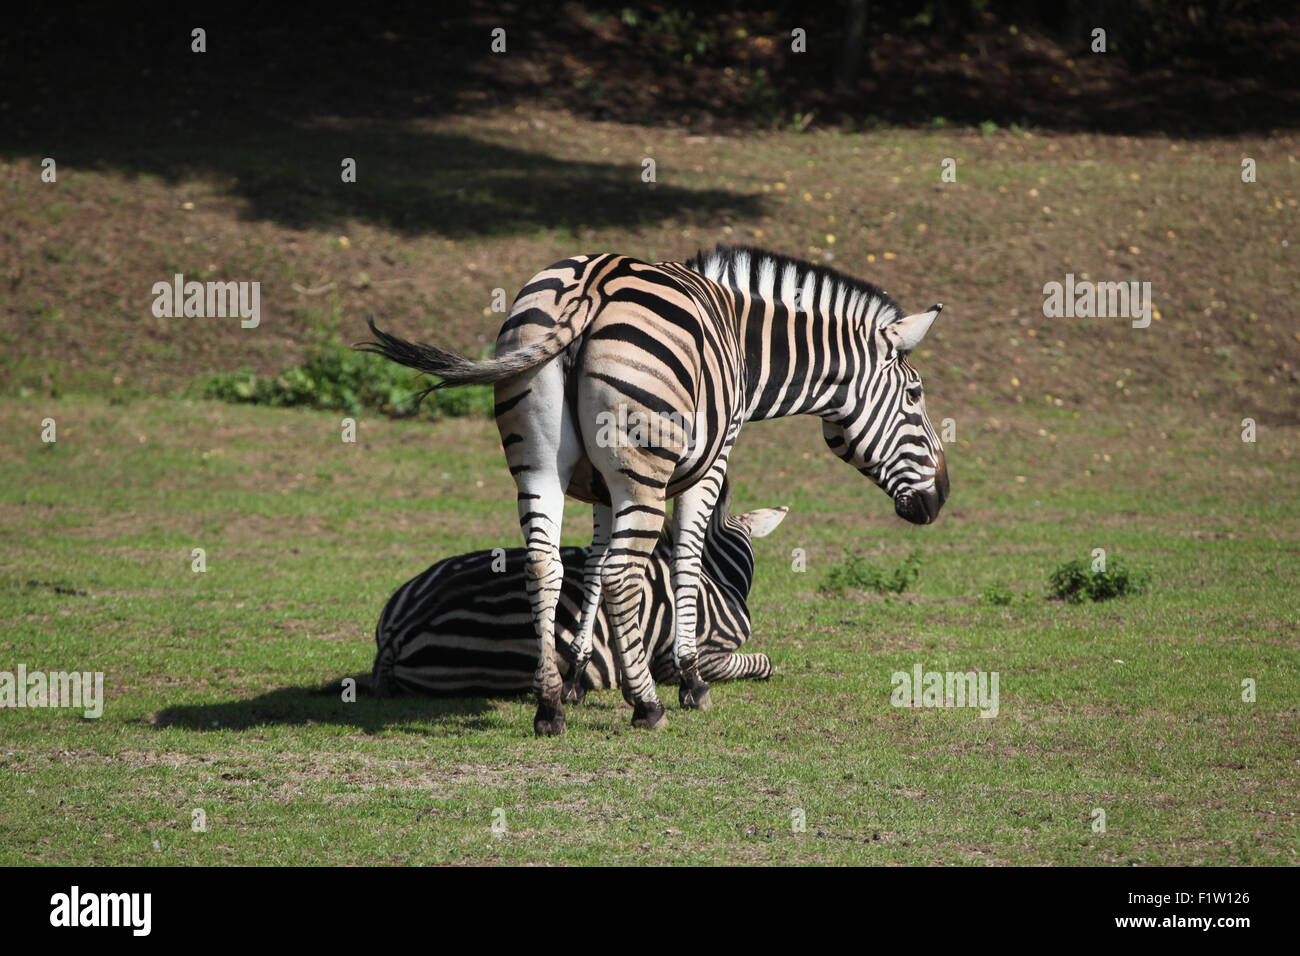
left=533, top=703, right=566, bottom=737
left=680, top=687, right=712, bottom=711
left=561, top=679, right=587, bottom=705
left=630, top=700, right=667, bottom=730
left=678, top=677, right=713, bottom=711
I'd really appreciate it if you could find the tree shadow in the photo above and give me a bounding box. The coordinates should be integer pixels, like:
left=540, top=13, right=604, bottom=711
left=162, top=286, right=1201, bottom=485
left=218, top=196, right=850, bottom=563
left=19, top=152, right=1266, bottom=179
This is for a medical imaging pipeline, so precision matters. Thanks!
left=5, top=122, right=762, bottom=239
left=2, top=5, right=762, bottom=237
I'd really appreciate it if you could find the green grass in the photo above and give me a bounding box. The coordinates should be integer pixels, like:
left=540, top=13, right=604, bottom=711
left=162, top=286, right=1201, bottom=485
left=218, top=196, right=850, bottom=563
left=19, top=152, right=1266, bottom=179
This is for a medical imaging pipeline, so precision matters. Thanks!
left=1, top=395, right=1296, bottom=865
left=1, top=110, right=1297, bottom=865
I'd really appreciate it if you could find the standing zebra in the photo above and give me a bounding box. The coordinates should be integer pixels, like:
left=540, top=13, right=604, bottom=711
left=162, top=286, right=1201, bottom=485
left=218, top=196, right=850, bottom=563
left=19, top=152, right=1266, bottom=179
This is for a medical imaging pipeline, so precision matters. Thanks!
left=360, top=243, right=948, bottom=735
left=372, top=478, right=787, bottom=697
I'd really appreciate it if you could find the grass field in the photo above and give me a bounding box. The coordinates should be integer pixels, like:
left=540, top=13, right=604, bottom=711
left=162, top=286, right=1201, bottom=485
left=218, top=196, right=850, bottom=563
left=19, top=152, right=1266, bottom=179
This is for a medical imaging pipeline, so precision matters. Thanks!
left=1, top=107, right=1298, bottom=865
left=1, top=392, right=1296, bottom=864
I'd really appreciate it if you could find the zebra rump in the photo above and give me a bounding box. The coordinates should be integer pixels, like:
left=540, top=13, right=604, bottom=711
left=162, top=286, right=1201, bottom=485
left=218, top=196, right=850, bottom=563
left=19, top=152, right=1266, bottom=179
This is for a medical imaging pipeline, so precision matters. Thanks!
left=372, top=484, right=788, bottom=697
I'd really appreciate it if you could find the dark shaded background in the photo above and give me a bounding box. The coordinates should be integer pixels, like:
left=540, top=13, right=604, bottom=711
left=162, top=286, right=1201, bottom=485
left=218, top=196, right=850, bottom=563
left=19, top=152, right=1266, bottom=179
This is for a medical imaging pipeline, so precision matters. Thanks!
left=6, top=0, right=1298, bottom=149
left=6, top=0, right=1295, bottom=250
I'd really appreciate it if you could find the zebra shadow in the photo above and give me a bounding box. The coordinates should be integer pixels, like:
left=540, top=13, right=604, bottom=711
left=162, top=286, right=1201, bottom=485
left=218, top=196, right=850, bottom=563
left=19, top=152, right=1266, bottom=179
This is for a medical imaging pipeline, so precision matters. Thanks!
left=151, top=676, right=547, bottom=736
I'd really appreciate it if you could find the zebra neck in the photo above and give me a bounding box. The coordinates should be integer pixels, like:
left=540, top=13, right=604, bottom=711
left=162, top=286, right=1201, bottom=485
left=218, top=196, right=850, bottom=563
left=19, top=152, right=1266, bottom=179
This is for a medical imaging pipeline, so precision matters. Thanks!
left=682, top=244, right=898, bottom=425
left=697, top=574, right=751, bottom=643
left=700, top=544, right=754, bottom=624
left=738, top=303, right=856, bottom=423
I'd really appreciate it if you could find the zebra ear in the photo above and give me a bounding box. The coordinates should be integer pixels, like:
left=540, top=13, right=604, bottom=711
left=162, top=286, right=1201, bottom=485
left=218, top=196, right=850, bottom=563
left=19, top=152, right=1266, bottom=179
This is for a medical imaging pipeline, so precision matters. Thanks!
left=734, top=506, right=789, bottom=539
left=884, top=304, right=942, bottom=352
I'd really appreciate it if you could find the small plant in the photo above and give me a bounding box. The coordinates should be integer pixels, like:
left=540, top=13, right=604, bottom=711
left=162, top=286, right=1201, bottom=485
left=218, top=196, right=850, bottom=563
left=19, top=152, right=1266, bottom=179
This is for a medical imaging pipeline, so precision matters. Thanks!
left=744, top=68, right=781, bottom=125
left=646, top=9, right=713, bottom=65
left=195, top=345, right=493, bottom=419
left=980, top=583, right=1015, bottom=606
left=788, top=111, right=816, bottom=133
left=1047, top=556, right=1151, bottom=604
left=819, top=550, right=922, bottom=597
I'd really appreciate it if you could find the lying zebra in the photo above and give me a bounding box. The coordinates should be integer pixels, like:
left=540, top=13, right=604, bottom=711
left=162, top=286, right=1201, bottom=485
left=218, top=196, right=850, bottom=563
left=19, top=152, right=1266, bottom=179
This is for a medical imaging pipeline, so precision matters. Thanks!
left=372, top=482, right=787, bottom=699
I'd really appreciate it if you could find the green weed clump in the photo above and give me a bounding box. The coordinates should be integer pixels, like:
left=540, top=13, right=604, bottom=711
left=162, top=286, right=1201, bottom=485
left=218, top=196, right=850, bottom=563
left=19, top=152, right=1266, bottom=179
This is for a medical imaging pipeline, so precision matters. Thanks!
left=196, top=346, right=493, bottom=419
left=1047, top=556, right=1151, bottom=604
left=819, top=550, right=922, bottom=597
left=980, top=583, right=1016, bottom=606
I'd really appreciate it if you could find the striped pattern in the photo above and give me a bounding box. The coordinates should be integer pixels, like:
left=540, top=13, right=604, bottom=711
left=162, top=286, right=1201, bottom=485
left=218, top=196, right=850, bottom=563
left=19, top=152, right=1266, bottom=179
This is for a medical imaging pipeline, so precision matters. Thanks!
left=685, top=247, right=947, bottom=514
left=371, top=482, right=787, bottom=697
left=360, top=243, right=947, bottom=734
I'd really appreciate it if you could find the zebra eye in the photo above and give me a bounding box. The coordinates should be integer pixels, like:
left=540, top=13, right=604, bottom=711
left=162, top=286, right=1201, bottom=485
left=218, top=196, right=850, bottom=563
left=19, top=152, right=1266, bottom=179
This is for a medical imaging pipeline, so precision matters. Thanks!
left=906, top=385, right=923, bottom=403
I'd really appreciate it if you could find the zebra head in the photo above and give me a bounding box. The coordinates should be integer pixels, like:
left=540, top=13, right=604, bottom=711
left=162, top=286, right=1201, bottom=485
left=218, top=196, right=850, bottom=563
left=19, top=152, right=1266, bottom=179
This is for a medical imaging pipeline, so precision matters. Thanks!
left=823, top=303, right=949, bottom=525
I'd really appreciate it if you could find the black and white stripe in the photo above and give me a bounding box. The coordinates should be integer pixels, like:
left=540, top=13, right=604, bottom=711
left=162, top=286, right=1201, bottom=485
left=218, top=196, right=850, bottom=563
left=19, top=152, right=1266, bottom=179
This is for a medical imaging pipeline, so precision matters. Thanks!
left=371, top=481, right=787, bottom=697
left=361, top=243, right=947, bottom=734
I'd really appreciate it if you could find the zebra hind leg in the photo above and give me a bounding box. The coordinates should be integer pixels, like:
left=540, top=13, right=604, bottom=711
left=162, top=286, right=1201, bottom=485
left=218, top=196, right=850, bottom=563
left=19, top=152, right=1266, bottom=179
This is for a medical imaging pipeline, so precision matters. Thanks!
left=515, top=456, right=578, bottom=736
left=600, top=496, right=669, bottom=730
left=499, top=360, right=584, bottom=735
left=562, top=502, right=610, bottom=706
left=670, top=464, right=729, bottom=710
left=524, top=519, right=568, bottom=736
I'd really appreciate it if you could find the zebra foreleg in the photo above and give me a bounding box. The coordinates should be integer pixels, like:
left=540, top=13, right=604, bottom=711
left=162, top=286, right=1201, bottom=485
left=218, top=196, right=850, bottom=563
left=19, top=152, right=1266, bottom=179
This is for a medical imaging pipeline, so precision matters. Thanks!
left=670, top=465, right=728, bottom=710
left=562, top=502, right=610, bottom=706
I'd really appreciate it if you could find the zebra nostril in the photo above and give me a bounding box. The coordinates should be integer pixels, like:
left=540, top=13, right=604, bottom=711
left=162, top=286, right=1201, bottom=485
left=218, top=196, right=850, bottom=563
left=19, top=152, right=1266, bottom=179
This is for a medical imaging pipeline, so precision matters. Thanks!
left=894, top=491, right=927, bottom=525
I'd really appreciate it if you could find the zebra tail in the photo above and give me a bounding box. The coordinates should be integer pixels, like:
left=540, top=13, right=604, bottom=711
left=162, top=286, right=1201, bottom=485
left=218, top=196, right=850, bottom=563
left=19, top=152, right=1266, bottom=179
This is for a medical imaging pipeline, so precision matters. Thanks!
left=356, top=314, right=562, bottom=388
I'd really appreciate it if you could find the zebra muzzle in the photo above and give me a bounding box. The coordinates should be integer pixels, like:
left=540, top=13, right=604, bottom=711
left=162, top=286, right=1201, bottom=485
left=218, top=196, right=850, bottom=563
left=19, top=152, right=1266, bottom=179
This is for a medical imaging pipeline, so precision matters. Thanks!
left=894, top=458, right=947, bottom=525
left=894, top=491, right=936, bottom=525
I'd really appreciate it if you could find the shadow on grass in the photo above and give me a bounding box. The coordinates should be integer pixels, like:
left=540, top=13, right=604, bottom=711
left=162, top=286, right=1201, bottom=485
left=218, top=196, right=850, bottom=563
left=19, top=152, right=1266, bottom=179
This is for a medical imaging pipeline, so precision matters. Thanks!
left=151, top=676, right=631, bottom=735
left=153, top=677, right=506, bottom=735
left=4, top=124, right=762, bottom=239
